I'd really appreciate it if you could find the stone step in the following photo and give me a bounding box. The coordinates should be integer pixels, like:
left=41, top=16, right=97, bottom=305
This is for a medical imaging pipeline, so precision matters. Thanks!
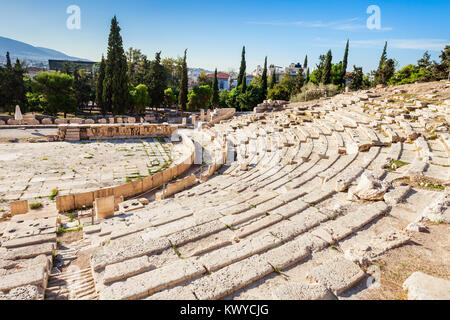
left=2, top=233, right=56, bottom=249
left=99, top=259, right=206, bottom=300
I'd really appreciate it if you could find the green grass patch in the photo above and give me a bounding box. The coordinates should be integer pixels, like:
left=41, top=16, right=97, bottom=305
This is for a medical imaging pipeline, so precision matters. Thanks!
left=29, top=202, right=42, bottom=210
left=49, top=188, right=59, bottom=200
left=57, top=226, right=83, bottom=235
left=385, top=160, right=410, bottom=172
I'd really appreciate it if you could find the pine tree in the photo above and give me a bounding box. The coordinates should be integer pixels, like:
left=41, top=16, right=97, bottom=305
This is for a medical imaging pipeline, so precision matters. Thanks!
left=341, top=40, right=349, bottom=86
left=237, top=46, right=246, bottom=91
left=96, top=55, right=106, bottom=115
left=178, top=49, right=188, bottom=112
left=322, top=50, right=332, bottom=84
left=378, top=41, right=388, bottom=72
left=270, top=68, right=276, bottom=90
left=261, top=57, right=268, bottom=101
left=211, top=69, right=219, bottom=109
left=303, top=55, right=308, bottom=70
left=102, top=15, right=129, bottom=115
left=375, top=42, right=395, bottom=85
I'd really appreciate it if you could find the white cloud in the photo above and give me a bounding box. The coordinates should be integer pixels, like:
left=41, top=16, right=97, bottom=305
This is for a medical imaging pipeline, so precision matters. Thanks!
left=350, top=39, right=448, bottom=51
left=246, top=17, right=392, bottom=32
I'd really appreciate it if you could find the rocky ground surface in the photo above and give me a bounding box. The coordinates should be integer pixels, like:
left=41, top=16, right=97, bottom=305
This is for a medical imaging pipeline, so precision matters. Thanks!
left=0, top=80, right=449, bottom=300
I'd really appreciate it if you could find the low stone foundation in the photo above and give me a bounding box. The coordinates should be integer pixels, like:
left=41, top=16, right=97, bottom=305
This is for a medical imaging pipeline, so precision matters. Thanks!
left=57, top=124, right=177, bottom=142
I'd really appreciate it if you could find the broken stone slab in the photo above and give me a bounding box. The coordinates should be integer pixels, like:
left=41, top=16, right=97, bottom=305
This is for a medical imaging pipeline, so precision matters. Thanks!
left=0, top=265, right=48, bottom=293
left=307, top=257, right=366, bottom=296
left=272, top=283, right=337, bottom=300
left=403, top=272, right=450, bottom=300
left=405, top=222, right=428, bottom=233
left=348, top=171, right=391, bottom=201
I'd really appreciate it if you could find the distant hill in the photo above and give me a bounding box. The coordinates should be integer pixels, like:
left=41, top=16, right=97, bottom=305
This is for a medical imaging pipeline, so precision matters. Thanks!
left=0, top=36, right=91, bottom=65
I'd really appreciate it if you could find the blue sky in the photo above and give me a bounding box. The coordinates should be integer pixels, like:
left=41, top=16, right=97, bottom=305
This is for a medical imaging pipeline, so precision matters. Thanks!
left=0, top=0, right=449, bottom=73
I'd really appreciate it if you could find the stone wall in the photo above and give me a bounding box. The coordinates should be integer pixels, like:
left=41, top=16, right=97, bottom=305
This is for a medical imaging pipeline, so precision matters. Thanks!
left=55, top=133, right=195, bottom=212
left=57, top=124, right=177, bottom=142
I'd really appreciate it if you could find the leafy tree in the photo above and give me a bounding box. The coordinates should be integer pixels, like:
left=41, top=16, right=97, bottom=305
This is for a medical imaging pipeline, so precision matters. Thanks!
left=146, top=51, right=167, bottom=109
left=96, top=55, right=106, bottom=114
left=103, top=16, right=129, bottom=115
left=130, top=84, right=150, bottom=115
left=226, top=87, right=241, bottom=109
left=198, top=71, right=211, bottom=87
left=1, top=55, right=26, bottom=114
left=331, top=62, right=344, bottom=86
left=261, top=57, right=268, bottom=101
left=162, top=57, right=183, bottom=89
left=211, top=69, right=219, bottom=109
left=179, top=49, right=188, bottom=111
left=347, top=66, right=364, bottom=91
left=33, top=72, right=76, bottom=117
left=322, top=50, right=333, bottom=84
left=236, top=83, right=262, bottom=111
left=126, top=47, right=146, bottom=85
left=26, top=92, right=46, bottom=113
left=218, top=90, right=230, bottom=108
left=237, top=46, right=247, bottom=91
left=305, top=68, right=310, bottom=84
left=388, top=64, right=429, bottom=85
left=187, top=85, right=212, bottom=111
left=11, top=59, right=27, bottom=112
left=267, top=75, right=296, bottom=101
left=163, top=88, right=177, bottom=109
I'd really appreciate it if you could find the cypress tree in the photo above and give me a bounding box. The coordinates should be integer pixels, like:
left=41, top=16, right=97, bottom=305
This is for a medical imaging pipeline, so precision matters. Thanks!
left=270, top=68, right=276, bottom=90
left=322, top=50, right=332, bottom=84
left=303, top=55, right=308, bottom=70
left=341, top=40, right=349, bottom=86
left=294, top=69, right=305, bottom=95
left=237, top=46, right=246, bottom=89
left=306, top=68, right=310, bottom=84
left=178, top=49, right=188, bottom=112
left=96, top=55, right=106, bottom=115
left=375, top=41, right=389, bottom=84
left=147, top=51, right=167, bottom=109
left=211, top=69, right=219, bottom=109
left=261, top=57, right=268, bottom=101
left=103, top=15, right=129, bottom=116
left=6, top=52, right=11, bottom=68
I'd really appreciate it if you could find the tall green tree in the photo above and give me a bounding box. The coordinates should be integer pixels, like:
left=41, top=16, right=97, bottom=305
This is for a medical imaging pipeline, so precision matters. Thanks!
left=303, top=55, right=308, bottom=70
left=347, top=66, right=364, bottom=91
left=305, top=68, right=310, bottom=84
left=103, top=15, right=129, bottom=115
left=163, top=88, right=177, bottom=109
left=211, top=69, right=219, bottom=109
left=322, top=50, right=333, bottom=84
left=294, top=68, right=305, bottom=95
left=96, top=55, right=106, bottom=114
left=129, top=84, right=150, bottom=115
left=261, top=57, right=268, bottom=101
left=237, top=46, right=247, bottom=91
left=187, top=85, right=212, bottom=111
left=341, top=40, right=349, bottom=86
left=6, top=52, right=12, bottom=68
left=178, top=49, right=188, bottom=111
left=146, top=51, right=167, bottom=109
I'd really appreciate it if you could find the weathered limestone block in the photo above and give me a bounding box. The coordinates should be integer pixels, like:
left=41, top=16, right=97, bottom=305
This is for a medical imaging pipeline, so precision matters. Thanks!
left=10, top=200, right=29, bottom=216
left=69, top=118, right=83, bottom=124
left=307, top=257, right=366, bottom=295
left=419, top=193, right=450, bottom=223
left=54, top=118, right=68, bottom=124
left=41, top=118, right=53, bottom=125
left=403, top=272, right=450, bottom=300
left=6, top=243, right=56, bottom=260
left=0, top=265, right=48, bottom=292
left=94, top=196, right=115, bottom=220
left=0, top=285, right=44, bottom=300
